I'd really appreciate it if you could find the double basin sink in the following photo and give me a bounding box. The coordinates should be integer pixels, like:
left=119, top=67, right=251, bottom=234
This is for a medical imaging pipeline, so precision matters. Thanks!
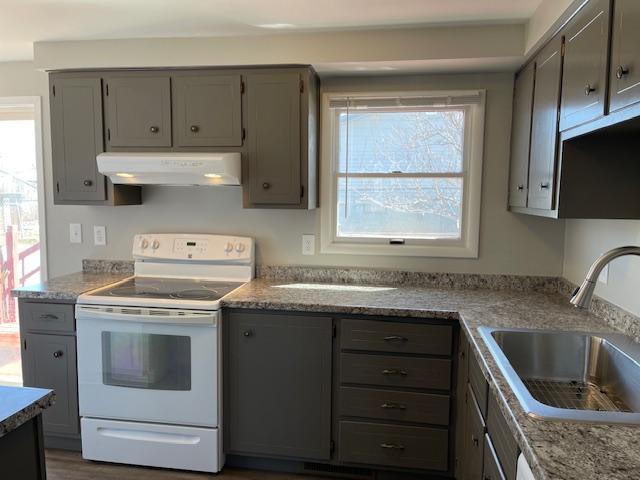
left=479, top=327, right=640, bottom=424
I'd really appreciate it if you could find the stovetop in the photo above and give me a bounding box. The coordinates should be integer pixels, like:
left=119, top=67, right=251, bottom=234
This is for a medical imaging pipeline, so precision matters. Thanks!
left=83, top=276, right=245, bottom=303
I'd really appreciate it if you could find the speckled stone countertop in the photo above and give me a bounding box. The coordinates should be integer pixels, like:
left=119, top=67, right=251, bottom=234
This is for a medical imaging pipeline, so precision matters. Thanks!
left=11, top=271, right=131, bottom=301
left=223, top=278, right=640, bottom=480
left=0, top=386, right=54, bottom=436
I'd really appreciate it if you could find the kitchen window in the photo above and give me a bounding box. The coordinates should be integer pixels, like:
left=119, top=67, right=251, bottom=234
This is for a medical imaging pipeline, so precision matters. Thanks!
left=320, top=90, right=485, bottom=257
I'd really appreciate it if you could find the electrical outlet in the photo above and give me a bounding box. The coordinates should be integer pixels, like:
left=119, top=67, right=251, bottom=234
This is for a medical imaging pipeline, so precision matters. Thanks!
left=94, top=226, right=107, bottom=246
left=598, top=264, right=609, bottom=284
left=302, top=234, right=315, bottom=255
left=69, top=223, right=82, bottom=244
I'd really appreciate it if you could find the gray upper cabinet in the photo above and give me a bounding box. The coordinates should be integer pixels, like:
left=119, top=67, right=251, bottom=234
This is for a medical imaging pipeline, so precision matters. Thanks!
left=226, top=312, right=332, bottom=461
left=245, top=72, right=302, bottom=206
left=528, top=35, right=563, bottom=210
left=609, top=0, right=640, bottom=112
left=173, top=73, right=243, bottom=147
left=105, top=76, right=172, bottom=147
left=508, top=62, right=535, bottom=208
left=23, top=333, right=79, bottom=437
left=51, top=77, right=106, bottom=202
left=560, top=0, right=611, bottom=131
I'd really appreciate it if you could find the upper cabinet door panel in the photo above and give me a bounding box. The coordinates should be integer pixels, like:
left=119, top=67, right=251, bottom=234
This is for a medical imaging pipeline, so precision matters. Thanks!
left=528, top=35, right=563, bottom=210
left=246, top=72, right=301, bottom=205
left=609, top=0, right=640, bottom=112
left=508, top=62, right=535, bottom=208
left=560, top=0, right=611, bottom=131
left=174, top=74, right=243, bottom=147
left=106, top=76, right=172, bottom=147
left=51, top=77, right=106, bottom=202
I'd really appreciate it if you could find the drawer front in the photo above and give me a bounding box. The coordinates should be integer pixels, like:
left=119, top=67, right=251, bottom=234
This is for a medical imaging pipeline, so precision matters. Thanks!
left=483, top=434, right=507, bottom=480
left=487, top=393, right=519, bottom=480
left=468, top=351, right=488, bottom=418
left=339, top=387, right=450, bottom=426
left=339, top=421, right=448, bottom=472
left=20, top=302, right=75, bottom=333
left=341, top=353, right=451, bottom=391
left=341, top=319, right=452, bottom=356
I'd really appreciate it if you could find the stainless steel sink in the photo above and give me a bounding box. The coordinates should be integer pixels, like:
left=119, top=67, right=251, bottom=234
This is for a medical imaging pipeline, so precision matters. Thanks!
left=479, top=327, right=640, bottom=424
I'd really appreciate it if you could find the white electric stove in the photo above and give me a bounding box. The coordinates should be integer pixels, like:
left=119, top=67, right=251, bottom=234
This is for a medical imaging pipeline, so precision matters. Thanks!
left=75, top=233, right=254, bottom=473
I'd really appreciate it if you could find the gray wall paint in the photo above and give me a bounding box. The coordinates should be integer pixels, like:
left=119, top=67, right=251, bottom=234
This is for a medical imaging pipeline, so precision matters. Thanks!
left=564, top=220, right=640, bottom=316
left=1, top=62, right=565, bottom=279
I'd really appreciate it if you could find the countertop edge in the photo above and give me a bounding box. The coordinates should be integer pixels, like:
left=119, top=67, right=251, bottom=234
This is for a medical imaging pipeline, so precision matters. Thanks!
left=0, top=388, right=55, bottom=437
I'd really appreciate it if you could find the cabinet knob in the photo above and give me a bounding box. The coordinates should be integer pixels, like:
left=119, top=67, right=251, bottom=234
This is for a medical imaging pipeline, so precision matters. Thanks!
left=243, top=330, right=253, bottom=337
left=262, top=182, right=271, bottom=189
left=517, top=184, right=524, bottom=191
left=472, top=435, right=479, bottom=447
left=149, top=126, right=159, bottom=133
left=53, top=350, right=64, bottom=358
left=584, top=83, right=596, bottom=96
left=83, top=179, right=93, bottom=187
left=540, top=182, right=550, bottom=190
left=190, top=125, right=200, bottom=133
left=616, top=65, right=629, bottom=80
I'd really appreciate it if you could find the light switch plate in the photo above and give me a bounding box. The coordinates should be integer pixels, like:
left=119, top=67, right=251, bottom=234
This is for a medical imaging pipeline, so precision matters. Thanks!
left=302, top=234, right=315, bottom=255
left=69, top=223, right=82, bottom=244
left=94, top=226, right=106, bottom=246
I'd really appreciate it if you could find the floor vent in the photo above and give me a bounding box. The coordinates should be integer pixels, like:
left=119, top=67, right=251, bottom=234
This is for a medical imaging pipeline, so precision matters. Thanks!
left=303, top=462, right=373, bottom=479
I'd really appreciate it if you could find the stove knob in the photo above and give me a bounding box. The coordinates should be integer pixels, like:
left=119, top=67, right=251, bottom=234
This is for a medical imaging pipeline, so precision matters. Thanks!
left=151, top=240, right=160, bottom=250
left=139, top=239, right=149, bottom=250
left=224, top=242, right=234, bottom=253
left=235, top=242, right=246, bottom=253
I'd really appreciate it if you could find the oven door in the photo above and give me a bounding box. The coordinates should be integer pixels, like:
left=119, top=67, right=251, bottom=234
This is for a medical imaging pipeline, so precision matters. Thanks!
left=76, top=305, right=219, bottom=427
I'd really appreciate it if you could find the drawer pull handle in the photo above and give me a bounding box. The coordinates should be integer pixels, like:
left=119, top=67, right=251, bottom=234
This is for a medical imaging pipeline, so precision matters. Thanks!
left=382, top=368, right=408, bottom=376
left=381, top=402, right=406, bottom=410
left=380, top=443, right=405, bottom=450
left=584, top=83, right=596, bottom=96
left=383, top=335, right=408, bottom=342
left=53, top=350, right=64, bottom=358
left=39, top=314, right=59, bottom=320
left=616, top=65, right=629, bottom=80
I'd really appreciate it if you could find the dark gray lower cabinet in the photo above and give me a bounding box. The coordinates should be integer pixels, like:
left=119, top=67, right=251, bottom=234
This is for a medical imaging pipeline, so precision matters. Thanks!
left=226, top=312, right=332, bottom=460
left=23, top=333, right=78, bottom=436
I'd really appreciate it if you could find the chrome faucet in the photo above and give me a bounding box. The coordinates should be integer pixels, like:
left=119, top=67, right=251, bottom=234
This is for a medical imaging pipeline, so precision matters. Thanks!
left=570, top=246, right=640, bottom=309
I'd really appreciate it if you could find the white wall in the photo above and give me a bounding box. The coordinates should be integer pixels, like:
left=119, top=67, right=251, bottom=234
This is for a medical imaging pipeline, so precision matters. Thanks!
left=564, top=220, right=640, bottom=316
left=1, top=54, right=565, bottom=279
left=525, top=0, right=583, bottom=54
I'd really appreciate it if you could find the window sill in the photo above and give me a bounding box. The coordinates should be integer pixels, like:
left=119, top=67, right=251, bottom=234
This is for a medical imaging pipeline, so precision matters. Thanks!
left=319, top=240, right=479, bottom=258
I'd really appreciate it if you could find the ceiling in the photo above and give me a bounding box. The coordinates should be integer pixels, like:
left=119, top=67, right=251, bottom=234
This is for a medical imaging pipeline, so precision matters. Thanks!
left=1, top=0, right=543, bottom=62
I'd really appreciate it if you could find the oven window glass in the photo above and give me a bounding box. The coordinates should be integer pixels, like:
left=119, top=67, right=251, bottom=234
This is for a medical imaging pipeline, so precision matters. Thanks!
left=102, top=332, right=191, bottom=390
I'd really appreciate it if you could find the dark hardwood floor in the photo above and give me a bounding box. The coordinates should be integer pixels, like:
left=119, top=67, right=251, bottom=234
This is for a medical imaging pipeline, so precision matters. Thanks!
left=45, top=450, right=331, bottom=480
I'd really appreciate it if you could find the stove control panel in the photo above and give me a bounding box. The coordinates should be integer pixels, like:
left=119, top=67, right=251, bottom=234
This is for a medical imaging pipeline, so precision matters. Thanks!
left=133, top=234, right=254, bottom=262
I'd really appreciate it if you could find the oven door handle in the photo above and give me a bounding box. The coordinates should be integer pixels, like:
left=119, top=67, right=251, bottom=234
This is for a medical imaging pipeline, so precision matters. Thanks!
left=75, top=305, right=217, bottom=325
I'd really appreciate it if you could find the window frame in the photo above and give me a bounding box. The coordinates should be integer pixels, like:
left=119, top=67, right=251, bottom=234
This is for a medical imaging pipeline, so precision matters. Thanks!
left=319, top=89, right=485, bottom=258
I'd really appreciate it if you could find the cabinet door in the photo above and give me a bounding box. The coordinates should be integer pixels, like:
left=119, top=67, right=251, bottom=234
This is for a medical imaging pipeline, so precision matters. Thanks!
left=51, top=77, right=106, bottom=202
left=560, top=0, right=611, bottom=131
left=463, top=384, right=485, bottom=480
left=105, top=76, right=172, bottom=147
left=246, top=72, right=301, bottom=205
left=609, top=0, right=640, bottom=112
left=508, top=62, right=535, bottom=208
left=23, top=334, right=78, bottom=436
left=174, top=74, right=242, bottom=147
left=528, top=35, right=563, bottom=210
left=227, top=312, right=332, bottom=460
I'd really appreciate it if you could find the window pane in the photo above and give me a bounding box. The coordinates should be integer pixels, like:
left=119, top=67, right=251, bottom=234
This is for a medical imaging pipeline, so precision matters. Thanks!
left=338, top=110, right=465, bottom=174
left=336, top=177, right=462, bottom=240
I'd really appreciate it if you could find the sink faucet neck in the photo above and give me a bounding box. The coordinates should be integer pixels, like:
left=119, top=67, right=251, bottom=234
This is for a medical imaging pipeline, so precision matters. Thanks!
left=570, top=246, right=640, bottom=309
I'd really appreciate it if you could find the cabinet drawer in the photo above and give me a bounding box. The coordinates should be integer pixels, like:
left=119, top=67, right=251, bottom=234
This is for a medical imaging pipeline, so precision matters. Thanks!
left=484, top=434, right=507, bottom=480
left=469, top=351, right=488, bottom=418
left=339, top=421, right=448, bottom=472
left=340, top=353, right=451, bottom=391
left=487, top=393, right=519, bottom=480
left=339, top=387, right=450, bottom=426
left=20, top=302, right=75, bottom=333
left=341, top=319, right=452, bottom=356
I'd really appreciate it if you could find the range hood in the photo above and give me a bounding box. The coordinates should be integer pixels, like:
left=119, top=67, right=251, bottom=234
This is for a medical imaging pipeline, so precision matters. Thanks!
left=97, top=152, right=241, bottom=186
